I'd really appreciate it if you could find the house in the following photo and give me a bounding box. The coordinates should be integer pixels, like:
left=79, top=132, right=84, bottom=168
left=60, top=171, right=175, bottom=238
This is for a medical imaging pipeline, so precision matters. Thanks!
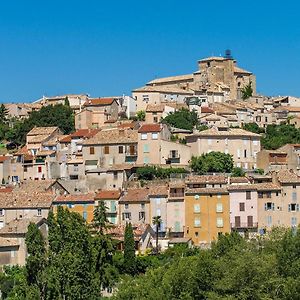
left=0, top=156, right=11, bottom=184
left=75, top=98, right=119, bottom=129
left=199, top=113, right=229, bottom=128
left=137, top=124, right=191, bottom=166
left=228, top=183, right=258, bottom=236
left=277, top=144, right=300, bottom=172
left=257, top=150, right=289, bottom=172
left=82, top=128, right=138, bottom=170
left=186, top=127, right=261, bottom=170
left=52, top=193, right=95, bottom=223
left=0, top=217, right=48, bottom=266
left=94, top=190, right=121, bottom=225
left=119, top=188, right=150, bottom=225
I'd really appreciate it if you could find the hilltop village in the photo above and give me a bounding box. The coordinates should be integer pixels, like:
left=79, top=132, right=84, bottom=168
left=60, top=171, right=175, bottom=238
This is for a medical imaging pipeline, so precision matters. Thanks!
left=1, top=52, right=300, bottom=267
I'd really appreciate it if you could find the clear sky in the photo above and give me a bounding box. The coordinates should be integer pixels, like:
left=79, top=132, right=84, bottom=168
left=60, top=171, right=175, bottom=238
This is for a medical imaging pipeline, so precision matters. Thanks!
left=0, top=0, right=299, bottom=102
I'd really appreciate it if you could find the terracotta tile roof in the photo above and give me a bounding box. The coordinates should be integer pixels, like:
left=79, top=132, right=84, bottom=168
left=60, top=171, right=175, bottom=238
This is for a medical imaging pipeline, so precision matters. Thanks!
left=27, top=134, right=51, bottom=143
left=148, top=185, right=168, bottom=196
left=59, top=135, right=72, bottom=143
left=0, top=187, right=13, bottom=193
left=255, top=183, right=281, bottom=191
left=14, top=180, right=54, bottom=193
left=146, top=104, right=165, bottom=112
left=119, top=188, right=150, bottom=203
left=54, top=193, right=95, bottom=203
left=227, top=184, right=256, bottom=191
left=201, top=107, right=214, bottom=113
left=189, top=127, right=261, bottom=138
left=138, top=124, right=162, bottom=133
left=230, top=177, right=250, bottom=184
left=106, top=223, right=152, bottom=241
left=42, top=135, right=64, bottom=146
left=169, top=180, right=185, bottom=188
left=27, top=126, right=59, bottom=136
left=185, top=187, right=228, bottom=194
left=36, top=150, right=55, bottom=156
left=276, top=170, right=300, bottom=184
left=0, top=237, right=20, bottom=247
left=70, top=129, right=101, bottom=138
left=67, top=158, right=84, bottom=164
left=0, top=217, right=46, bottom=235
left=234, top=66, right=252, bottom=75
left=0, top=156, right=10, bottom=163
left=147, top=74, right=193, bottom=85
left=133, top=85, right=193, bottom=95
left=186, top=175, right=227, bottom=184
left=118, top=122, right=136, bottom=129
left=84, top=98, right=115, bottom=106
left=0, top=192, right=53, bottom=209
left=83, top=128, right=138, bottom=145
left=95, top=190, right=121, bottom=200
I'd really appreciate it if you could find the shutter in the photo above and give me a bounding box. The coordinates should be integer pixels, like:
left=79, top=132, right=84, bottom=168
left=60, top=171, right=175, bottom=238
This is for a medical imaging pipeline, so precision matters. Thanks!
left=288, top=204, right=291, bottom=212
left=264, top=203, right=267, bottom=211
left=272, top=203, right=275, bottom=211
left=297, top=204, right=300, bottom=211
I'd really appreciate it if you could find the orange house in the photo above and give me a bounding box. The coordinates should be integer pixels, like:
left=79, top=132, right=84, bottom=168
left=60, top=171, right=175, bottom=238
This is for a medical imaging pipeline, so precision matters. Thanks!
left=52, top=193, right=95, bottom=223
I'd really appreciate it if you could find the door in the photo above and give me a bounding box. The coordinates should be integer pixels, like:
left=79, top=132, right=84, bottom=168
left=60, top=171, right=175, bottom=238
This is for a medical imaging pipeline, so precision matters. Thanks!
left=247, top=216, right=253, bottom=227
left=235, top=216, right=241, bottom=228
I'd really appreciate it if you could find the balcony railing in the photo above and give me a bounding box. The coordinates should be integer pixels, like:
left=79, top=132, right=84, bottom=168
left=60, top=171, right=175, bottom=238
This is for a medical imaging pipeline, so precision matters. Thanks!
left=125, top=151, right=138, bottom=157
left=168, top=154, right=180, bottom=159
left=231, top=222, right=258, bottom=229
left=169, top=192, right=185, bottom=198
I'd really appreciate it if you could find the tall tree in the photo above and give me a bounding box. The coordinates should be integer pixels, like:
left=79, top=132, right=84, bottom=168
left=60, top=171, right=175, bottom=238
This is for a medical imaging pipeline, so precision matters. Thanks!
left=0, top=104, right=8, bottom=123
left=152, top=216, right=162, bottom=254
left=241, top=82, right=253, bottom=100
left=124, top=223, right=136, bottom=275
left=162, top=108, right=198, bottom=131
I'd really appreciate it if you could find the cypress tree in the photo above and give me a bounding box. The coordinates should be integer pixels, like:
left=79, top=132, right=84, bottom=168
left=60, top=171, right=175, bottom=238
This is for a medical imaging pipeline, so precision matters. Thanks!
left=124, top=222, right=136, bottom=275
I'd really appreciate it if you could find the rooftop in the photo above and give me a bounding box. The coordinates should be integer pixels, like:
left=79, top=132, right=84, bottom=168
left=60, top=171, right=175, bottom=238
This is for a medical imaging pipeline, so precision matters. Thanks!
left=138, top=124, right=162, bottom=133
left=27, top=126, right=59, bottom=136
left=0, top=217, right=46, bottom=235
left=54, top=193, right=95, bottom=203
left=147, top=74, right=193, bottom=85
left=83, top=97, right=115, bottom=106
left=95, top=190, right=121, bottom=200
left=189, top=127, right=261, bottom=138
left=186, top=175, right=227, bottom=184
left=119, top=188, right=150, bottom=203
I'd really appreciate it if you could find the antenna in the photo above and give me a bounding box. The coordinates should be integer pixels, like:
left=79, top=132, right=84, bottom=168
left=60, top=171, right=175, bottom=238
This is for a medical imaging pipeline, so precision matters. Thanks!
left=224, top=49, right=233, bottom=59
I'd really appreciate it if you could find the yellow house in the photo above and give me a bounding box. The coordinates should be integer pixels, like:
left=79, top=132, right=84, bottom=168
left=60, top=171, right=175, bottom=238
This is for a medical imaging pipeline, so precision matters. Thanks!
left=52, top=193, right=95, bottom=223
left=184, top=187, right=230, bottom=245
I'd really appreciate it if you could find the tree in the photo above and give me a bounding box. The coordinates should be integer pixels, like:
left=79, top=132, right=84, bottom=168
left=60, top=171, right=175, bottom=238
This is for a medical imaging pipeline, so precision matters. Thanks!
left=64, top=96, right=70, bottom=106
left=190, top=152, right=234, bottom=174
left=136, top=110, right=146, bottom=121
left=152, top=216, right=162, bottom=254
left=241, top=82, right=253, bottom=100
left=231, top=167, right=245, bottom=177
left=242, top=122, right=264, bottom=134
left=162, top=108, right=198, bottom=131
left=0, top=104, right=8, bottom=123
left=124, top=223, right=136, bottom=275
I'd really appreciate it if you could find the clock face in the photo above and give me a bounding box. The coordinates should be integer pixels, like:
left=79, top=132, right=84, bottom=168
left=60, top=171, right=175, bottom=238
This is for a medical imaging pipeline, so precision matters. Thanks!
left=194, top=195, right=200, bottom=200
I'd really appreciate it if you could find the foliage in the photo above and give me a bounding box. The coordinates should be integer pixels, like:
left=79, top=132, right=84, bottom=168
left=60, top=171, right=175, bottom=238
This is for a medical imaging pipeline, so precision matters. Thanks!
left=254, top=168, right=264, bottom=175
left=162, top=108, right=199, bottom=131
left=241, top=82, right=253, bottom=100
left=242, top=122, right=265, bottom=134
left=170, top=134, right=187, bottom=144
left=231, top=167, right=245, bottom=177
left=136, top=110, right=146, bottom=121
left=262, top=124, right=300, bottom=150
left=190, top=152, right=234, bottom=174
left=136, top=166, right=186, bottom=180
left=1, top=103, right=74, bottom=145
left=0, top=104, right=9, bottom=123
left=196, top=124, right=209, bottom=132
left=124, top=223, right=136, bottom=275
left=152, top=216, right=162, bottom=254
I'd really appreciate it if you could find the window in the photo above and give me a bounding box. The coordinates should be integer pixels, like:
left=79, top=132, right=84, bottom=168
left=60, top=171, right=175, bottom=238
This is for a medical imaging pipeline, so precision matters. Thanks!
left=246, top=191, right=251, bottom=200
left=0, top=209, right=4, bottom=216
left=156, top=198, right=161, bottom=205
left=292, top=192, right=297, bottom=201
left=144, top=157, right=150, bottom=164
left=37, top=208, right=42, bottom=216
left=194, top=204, right=200, bottom=213
left=141, top=133, right=147, bottom=140
left=216, top=203, right=223, bottom=213
left=113, top=171, right=118, bottom=180
left=141, top=203, right=145, bottom=210
left=216, top=217, right=224, bottom=228
left=288, top=203, right=299, bottom=212
left=73, top=164, right=79, bottom=172
left=195, top=232, right=199, bottom=237
left=293, top=185, right=297, bottom=189
left=244, top=149, right=247, bottom=158
left=253, top=140, right=258, bottom=146
left=139, top=211, right=145, bottom=220
left=122, top=212, right=131, bottom=220
left=291, top=217, right=297, bottom=227
left=153, top=116, right=158, bottom=123
left=152, top=133, right=158, bottom=140
left=70, top=175, right=78, bottom=180
left=104, top=146, right=109, bottom=154
left=38, top=166, right=42, bottom=173
left=239, top=202, right=245, bottom=211
left=266, top=192, right=271, bottom=198
left=143, top=144, right=150, bottom=153
left=267, top=215, right=272, bottom=226
left=142, top=95, right=149, bottom=102
left=119, top=146, right=123, bottom=154
left=265, top=202, right=275, bottom=211
left=156, top=208, right=161, bottom=216
left=237, top=149, right=241, bottom=158
left=89, top=147, right=95, bottom=155
left=194, top=218, right=201, bottom=227
left=24, top=166, right=28, bottom=172
left=174, top=221, right=181, bottom=232
left=208, top=139, right=212, bottom=145
left=83, top=211, right=87, bottom=220
left=125, top=204, right=129, bottom=209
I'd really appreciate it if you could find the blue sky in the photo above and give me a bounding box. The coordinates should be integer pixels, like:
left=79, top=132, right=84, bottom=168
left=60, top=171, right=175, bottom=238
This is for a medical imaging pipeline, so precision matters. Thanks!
left=0, top=0, right=299, bottom=102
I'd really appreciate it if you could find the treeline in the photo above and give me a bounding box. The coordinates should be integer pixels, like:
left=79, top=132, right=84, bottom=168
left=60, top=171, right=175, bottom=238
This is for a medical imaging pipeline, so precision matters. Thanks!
left=114, top=228, right=300, bottom=300
left=0, top=103, right=74, bottom=145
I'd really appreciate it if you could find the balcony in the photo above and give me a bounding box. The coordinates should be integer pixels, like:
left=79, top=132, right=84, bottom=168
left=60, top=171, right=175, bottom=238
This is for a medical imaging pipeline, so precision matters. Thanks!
left=166, top=153, right=180, bottom=164
left=231, top=222, right=258, bottom=229
left=125, top=151, right=138, bottom=157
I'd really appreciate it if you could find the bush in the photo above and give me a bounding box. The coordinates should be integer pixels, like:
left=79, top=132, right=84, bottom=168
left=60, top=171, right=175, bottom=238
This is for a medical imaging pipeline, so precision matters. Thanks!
left=136, top=166, right=187, bottom=180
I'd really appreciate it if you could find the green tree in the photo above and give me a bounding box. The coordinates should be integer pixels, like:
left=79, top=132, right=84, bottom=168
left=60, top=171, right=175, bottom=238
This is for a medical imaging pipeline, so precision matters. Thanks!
left=136, top=110, right=146, bottom=121
left=242, top=122, right=264, bottom=134
left=64, top=96, right=70, bottom=106
left=241, top=82, right=253, bottom=100
left=0, top=104, right=8, bottom=123
left=152, top=216, right=162, bottom=254
left=231, top=167, right=245, bottom=177
left=124, top=223, right=136, bottom=275
left=162, top=108, right=198, bottom=131
left=190, top=152, right=234, bottom=174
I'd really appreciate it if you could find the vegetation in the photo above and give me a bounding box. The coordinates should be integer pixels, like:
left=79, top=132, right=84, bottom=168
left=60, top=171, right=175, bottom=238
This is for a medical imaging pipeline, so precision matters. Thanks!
left=242, top=122, right=265, bottom=134
left=136, top=110, right=146, bottom=121
left=190, top=152, right=234, bottom=174
left=136, top=166, right=187, bottom=180
left=113, top=229, right=300, bottom=299
left=0, top=103, right=74, bottom=145
left=241, top=82, right=253, bottom=100
left=231, top=167, right=245, bottom=177
left=124, top=223, right=136, bottom=275
left=162, top=108, right=199, bottom=131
